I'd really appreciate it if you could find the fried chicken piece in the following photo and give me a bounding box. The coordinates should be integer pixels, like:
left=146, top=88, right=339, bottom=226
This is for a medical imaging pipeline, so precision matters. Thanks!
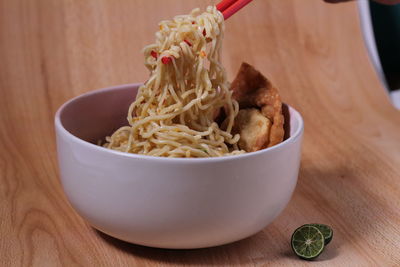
left=232, top=108, right=271, bottom=152
left=231, top=62, right=284, bottom=148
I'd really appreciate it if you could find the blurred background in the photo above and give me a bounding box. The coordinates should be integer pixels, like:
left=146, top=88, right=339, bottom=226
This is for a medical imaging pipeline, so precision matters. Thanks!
left=360, top=0, right=400, bottom=108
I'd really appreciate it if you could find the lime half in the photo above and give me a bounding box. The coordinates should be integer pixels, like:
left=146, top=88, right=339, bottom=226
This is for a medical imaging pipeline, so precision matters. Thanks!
left=291, top=225, right=325, bottom=260
left=309, top=223, right=333, bottom=245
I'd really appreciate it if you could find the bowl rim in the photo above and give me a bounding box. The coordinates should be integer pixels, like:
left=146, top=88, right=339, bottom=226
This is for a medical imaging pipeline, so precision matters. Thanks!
left=55, top=83, right=304, bottom=163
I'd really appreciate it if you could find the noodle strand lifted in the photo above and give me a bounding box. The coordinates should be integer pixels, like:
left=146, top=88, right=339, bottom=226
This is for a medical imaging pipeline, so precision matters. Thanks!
left=105, top=6, right=244, bottom=157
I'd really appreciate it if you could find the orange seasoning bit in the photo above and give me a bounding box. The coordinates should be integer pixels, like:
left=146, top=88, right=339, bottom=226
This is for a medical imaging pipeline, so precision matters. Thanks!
left=200, top=51, right=207, bottom=58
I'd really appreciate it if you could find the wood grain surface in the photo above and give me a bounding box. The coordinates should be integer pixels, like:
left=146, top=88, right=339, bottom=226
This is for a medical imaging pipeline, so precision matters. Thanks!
left=1, top=0, right=400, bottom=266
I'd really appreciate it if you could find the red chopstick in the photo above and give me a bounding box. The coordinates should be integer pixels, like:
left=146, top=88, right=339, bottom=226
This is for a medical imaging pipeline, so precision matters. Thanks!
left=216, top=0, right=237, bottom=12
left=216, top=0, right=253, bottom=20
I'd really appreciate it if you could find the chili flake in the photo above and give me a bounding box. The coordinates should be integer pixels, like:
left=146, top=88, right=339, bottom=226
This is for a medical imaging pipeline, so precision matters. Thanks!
left=184, top=39, right=192, bottom=46
left=161, top=56, right=172, bottom=64
left=150, top=50, right=158, bottom=59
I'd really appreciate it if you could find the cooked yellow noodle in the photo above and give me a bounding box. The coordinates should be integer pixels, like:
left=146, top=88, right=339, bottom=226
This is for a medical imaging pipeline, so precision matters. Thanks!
left=104, top=6, right=244, bottom=157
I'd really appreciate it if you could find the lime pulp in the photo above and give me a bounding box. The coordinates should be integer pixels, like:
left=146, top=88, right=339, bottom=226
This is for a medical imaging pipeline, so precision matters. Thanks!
left=309, top=223, right=333, bottom=245
left=291, top=225, right=325, bottom=260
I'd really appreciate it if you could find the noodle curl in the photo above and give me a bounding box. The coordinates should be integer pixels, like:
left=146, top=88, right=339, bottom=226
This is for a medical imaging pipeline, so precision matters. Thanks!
left=105, top=6, right=244, bottom=157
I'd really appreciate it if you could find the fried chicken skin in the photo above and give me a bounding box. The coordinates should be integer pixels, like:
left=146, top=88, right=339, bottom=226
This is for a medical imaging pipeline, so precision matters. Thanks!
left=232, top=108, right=271, bottom=152
left=231, top=62, right=284, bottom=150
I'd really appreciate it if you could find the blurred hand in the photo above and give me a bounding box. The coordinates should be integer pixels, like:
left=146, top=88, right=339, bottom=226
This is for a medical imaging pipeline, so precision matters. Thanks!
left=324, top=0, right=399, bottom=4
left=324, top=0, right=353, bottom=3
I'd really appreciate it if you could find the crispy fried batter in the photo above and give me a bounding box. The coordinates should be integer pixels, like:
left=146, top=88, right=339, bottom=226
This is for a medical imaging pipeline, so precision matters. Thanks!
left=232, top=108, right=271, bottom=152
left=231, top=62, right=284, bottom=148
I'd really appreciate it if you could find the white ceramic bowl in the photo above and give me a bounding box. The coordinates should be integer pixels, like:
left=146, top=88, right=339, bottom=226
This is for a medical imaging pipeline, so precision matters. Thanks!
left=55, top=83, right=304, bottom=249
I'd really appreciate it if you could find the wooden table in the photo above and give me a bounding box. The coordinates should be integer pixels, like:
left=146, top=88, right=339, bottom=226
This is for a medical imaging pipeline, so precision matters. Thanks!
left=1, top=0, right=400, bottom=266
